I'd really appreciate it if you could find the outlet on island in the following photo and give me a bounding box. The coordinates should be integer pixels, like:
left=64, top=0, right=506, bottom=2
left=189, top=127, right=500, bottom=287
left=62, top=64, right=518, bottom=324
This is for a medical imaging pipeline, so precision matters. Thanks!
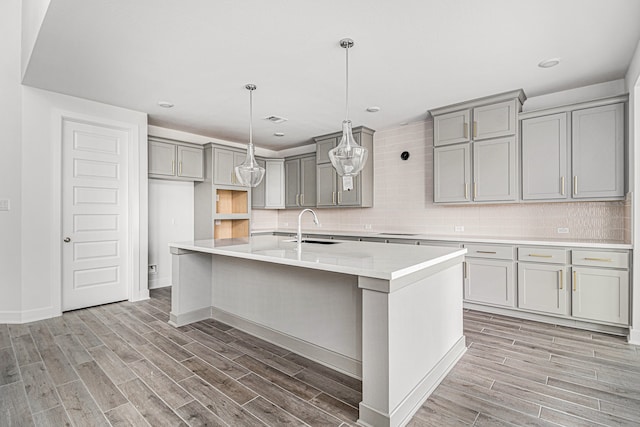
left=454, top=225, right=464, bottom=232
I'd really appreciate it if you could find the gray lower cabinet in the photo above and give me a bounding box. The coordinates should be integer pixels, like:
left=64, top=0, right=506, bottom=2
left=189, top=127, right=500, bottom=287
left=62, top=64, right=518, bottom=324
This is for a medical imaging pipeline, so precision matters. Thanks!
left=520, top=99, right=625, bottom=201
left=572, top=267, right=629, bottom=325
left=463, top=244, right=516, bottom=307
left=518, top=264, right=569, bottom=316
left=521, top=113, right=569, bottom=200
left=285, top=154, right=316, bottom=208
left=148, top=137, right=204, bottom=181
left=214, top=147, right=246, bottom=186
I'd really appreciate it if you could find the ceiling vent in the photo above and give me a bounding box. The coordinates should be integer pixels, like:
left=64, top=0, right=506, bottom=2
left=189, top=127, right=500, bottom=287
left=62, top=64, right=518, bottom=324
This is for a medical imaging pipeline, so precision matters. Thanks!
left=264, top=115, right=288, bottom=124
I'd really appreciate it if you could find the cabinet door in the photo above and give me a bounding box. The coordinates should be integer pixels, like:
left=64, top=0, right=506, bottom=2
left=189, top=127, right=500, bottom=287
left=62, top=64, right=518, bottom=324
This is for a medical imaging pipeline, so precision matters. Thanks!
left=434, top=109, right=471, bottom=146
left=251, top=158, right=267, bottom=208
left=464, top=258, right=516, bottom=307
left=316, top=137, right=337, bottom=164
left=316, top=163, right=337, bottom=207
left=148, top=141, right=176, bottom=176
left=337, top=175, right=361, bottom=206
left=571, top=103, right=624, bottom=199
left=518, top=264, right=569, bottom=315
left=572, top=267, right=629, bottom=325
left=300, top=156, right=316, bottom=207
left=177, top=145, right=203, bottom=180
left=264, top=160, right=285, bottom=208
left=433, top=143, right=471, bottom=203
left=214, top=148, right=235, bottom=185
left=473, top=100, right=517, bottom=140
left=521, top=113, right=568, bottom=200
left=473, top=137, right=517, bottom=202
left=284, top=159, right=300, bottom=208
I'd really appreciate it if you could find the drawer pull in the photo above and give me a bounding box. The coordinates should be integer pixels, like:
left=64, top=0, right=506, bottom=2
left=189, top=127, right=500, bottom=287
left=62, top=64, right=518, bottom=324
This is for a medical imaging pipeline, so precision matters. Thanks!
left=476, top=250, right=497, bottom=254
left=559, top=270, right=563, bottom=290
left=583, top=257, right=612, bottom=262
left=528, top=254, right=552, bottom=258
left=573, top=271, right=577, bottom=291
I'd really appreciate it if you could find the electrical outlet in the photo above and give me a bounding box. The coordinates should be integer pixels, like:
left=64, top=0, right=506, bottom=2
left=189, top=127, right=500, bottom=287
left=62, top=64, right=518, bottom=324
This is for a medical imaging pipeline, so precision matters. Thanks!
left=454, top=225, right=464, bottom=232
left=364, top=224, right=372, bottom=230
left=148, top=265, right=158, bottom=274
left=0, top=199, right=9, bottom=211
left=557, top=227, right=569, bottom=234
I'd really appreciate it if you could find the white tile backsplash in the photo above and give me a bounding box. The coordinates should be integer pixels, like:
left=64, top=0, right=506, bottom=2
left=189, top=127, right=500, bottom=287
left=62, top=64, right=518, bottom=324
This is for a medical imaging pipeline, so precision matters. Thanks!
left=258, top=119, right=630, bottom=243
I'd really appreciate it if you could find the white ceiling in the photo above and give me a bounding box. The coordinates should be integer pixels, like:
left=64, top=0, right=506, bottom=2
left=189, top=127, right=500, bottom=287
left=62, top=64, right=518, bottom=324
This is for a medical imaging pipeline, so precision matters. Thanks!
left=23, top=0, right=640, bottom=150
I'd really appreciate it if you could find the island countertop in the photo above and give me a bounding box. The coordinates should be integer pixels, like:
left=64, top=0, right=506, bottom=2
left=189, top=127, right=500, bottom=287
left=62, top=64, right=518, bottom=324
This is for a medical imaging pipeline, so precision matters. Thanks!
left=169, top=235, right=467, bottom=281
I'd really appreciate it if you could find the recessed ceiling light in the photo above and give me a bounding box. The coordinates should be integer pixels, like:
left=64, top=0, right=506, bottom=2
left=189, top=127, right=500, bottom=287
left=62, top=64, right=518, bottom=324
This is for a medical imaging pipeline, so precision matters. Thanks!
left=274, top=132, right=285, bottom=137
left=366, top=106, right=381, bottom=113
left=157, top=101, right=174, bottom=108
left=538, top=58, right=561, bottom=68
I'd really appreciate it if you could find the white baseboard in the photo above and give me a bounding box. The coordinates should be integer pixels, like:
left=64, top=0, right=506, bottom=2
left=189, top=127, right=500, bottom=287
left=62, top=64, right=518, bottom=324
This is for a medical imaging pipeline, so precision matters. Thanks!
left=358, top=336, right=467, bottom=427
left=628, top=327, right=640, bottom=345
left=169, top=306, right=212, bottom=327
left=0, top=306, right=58, bottom=324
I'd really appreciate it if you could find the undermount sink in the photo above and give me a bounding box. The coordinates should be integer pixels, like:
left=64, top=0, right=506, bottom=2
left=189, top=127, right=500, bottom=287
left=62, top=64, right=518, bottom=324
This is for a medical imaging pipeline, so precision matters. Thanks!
left=378, top=233, right=419, bottom=236
left=285, top=239, right=341, bottom=245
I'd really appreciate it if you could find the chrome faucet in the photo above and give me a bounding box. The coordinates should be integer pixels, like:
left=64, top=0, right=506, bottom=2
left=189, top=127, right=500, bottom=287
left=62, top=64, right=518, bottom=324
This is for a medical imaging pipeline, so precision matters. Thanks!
left=297, top=208, right=319, bottom=246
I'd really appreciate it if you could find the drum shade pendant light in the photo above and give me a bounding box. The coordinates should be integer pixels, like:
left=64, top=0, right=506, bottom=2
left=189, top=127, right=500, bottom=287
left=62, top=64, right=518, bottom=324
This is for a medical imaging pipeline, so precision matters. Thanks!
left=235, top=84, right=265, bottom=187
left=328, top=38, right=368, bottom=191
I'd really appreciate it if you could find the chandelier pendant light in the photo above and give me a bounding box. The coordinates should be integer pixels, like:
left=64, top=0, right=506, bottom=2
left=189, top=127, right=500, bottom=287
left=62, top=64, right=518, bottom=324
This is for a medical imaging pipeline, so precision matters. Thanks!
left=235, top=84, right=265, bottom=187
left=328, top=38, right=368, bottom=192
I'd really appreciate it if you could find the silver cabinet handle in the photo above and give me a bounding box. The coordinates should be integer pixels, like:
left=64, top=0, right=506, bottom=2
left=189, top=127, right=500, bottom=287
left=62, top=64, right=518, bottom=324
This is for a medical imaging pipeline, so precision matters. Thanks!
left=528, top=254, right=552, bottom=258
left=584, top=257, right=612, bottom=262
left=332, top=192, right=336, bottom=204
left=573, top=176, right=578, bottom=195
left=171, top=160, right=175, bottom=175
left=560, top=176, right=565, bottom=196
left=463, top=261, right=468, bottom=279
left=464, top=183, right=468, bottom=199
left=573, top=271, right=577, bottom=291
left=473, top=182, right=478, bottom=199
left=338, top=191, right=342, bottom=204
left=463, top=123, right=468, bottom=139
left=178, top=161, right=182, bottom=176
left=473, top=121, right=478, bottom=138
left=300, top=194, right=304, bottom=205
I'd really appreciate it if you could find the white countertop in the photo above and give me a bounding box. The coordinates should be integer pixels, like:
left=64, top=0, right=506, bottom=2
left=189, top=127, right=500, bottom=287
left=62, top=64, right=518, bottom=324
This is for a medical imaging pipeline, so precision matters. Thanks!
left=251, top=229, right=632, bottom=250
left=169, top=235, right=467, bottom=281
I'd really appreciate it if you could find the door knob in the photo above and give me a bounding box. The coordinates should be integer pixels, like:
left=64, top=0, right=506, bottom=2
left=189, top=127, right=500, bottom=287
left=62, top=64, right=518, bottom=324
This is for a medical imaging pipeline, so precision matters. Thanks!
left=64, top=237, right=71, bottom=243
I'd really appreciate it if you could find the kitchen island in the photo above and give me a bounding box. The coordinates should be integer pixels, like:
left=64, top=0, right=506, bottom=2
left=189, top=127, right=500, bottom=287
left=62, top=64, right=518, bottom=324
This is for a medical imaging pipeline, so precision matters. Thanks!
left=169, top=235, right=467, bottom=427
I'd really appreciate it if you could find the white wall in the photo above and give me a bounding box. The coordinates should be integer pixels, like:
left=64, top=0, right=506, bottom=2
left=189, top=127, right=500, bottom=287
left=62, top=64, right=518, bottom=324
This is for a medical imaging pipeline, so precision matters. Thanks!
left=626, top=39, right=640, bottom=345
left=148, top=179, right=194, bottom=289
left=20, top=0, right=50, bottom=76
left=20, top=86, right=148, bottom=321
left=0, top=0, right=23, bottom=319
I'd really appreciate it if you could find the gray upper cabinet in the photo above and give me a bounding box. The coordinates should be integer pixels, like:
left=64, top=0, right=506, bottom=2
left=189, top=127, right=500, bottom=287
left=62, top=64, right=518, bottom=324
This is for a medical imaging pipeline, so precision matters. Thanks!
left=314, top=127, right=374, bottom=208
left=214, top=147, right=246, bottom=186
left=285, top=154, right=316, bottom=208
left=521, top=113, right=569, bottom=200
left=433, top=143, right=471, bottom=203
left=433, top=110, right=471, bottom=146
left=473, top=137, right=517, bottom=202
left=431, top=91, right=525, bottom=204
left=148, top=137, right=204, bottom=181
left=251, top=158, right=267, bottom=208
left=520, top=98, right=626, bottom=202
left=572, top=103, right=625, bottom=199
left=472, top=100, right=518, bottom=141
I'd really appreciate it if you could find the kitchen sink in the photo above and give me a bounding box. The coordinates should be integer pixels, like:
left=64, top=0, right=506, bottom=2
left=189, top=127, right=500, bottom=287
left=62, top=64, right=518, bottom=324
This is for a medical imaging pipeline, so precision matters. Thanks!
left=285, top=239, right=341, bottom=245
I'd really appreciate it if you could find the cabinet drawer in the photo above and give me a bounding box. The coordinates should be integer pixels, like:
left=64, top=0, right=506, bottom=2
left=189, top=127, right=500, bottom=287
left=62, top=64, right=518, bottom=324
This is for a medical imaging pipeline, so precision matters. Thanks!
left=464, top=244, right=515, bottom=260
left=518, top=247, right=568, bottom=264
left=572, top=250, right=628, bottom=269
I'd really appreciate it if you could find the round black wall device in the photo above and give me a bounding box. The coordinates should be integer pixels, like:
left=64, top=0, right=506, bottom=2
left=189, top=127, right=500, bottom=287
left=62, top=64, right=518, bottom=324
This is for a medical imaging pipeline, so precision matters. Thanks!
left=400, top=151, right=410, bottom=160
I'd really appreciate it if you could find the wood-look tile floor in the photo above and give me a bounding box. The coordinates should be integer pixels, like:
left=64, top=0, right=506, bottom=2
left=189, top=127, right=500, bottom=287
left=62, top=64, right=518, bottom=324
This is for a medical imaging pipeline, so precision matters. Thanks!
left=1, top=288, right=639, bottom=427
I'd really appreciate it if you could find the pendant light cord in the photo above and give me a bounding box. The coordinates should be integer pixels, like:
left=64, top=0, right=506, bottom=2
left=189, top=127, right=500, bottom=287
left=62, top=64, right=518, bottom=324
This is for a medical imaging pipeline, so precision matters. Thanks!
left=345, top=43, right=349, bottom=121
left=249, top=88, right=253, bottom=146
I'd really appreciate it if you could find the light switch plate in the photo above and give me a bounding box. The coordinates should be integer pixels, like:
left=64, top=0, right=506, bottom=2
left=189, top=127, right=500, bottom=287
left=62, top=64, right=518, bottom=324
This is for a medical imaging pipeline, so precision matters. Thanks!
left=557, top=227, right=569, bottom=234
left=0, top=199, right=9, bottom=211
left=454, top=225, right=464, bottom=232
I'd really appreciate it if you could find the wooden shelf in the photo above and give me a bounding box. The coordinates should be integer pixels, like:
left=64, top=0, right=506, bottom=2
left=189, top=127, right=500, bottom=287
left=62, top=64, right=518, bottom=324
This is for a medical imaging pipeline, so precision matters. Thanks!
left=214, top=219, right=249, bottom=239
left=217, top=189, right=248, bottom=214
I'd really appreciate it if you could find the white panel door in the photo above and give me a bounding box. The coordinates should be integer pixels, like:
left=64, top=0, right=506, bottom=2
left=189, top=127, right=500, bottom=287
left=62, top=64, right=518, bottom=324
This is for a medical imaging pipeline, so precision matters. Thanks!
left=62, top=119, right=129, bottom=311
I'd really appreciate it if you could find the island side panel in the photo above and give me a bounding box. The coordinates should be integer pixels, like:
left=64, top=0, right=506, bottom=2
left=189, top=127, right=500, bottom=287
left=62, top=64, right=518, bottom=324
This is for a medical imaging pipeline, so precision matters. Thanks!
left=169, top=248, right=213, bottom=326
left=358, top=262, right=466, bottom=427
left=210, top=255, right=363, bottom=376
